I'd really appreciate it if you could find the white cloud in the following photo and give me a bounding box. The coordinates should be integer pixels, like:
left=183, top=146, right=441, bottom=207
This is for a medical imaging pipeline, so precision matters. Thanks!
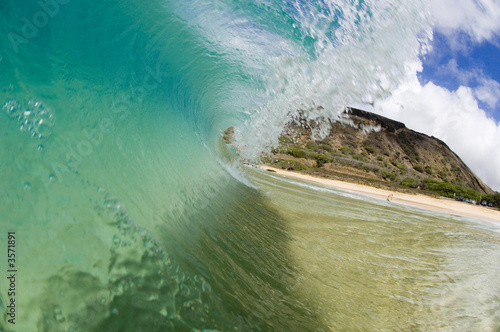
left=424, top=59, right=500, bottom=111
left=437, top=59, right=476, bottom=85
left=430, top=0, right=500, bottom=42
left=367, top=0, right=500, bottom=191
left=436, top=59, right=500, bottom=110
left=474, top=78, right=500, bottom=109
left=375, top=74, right=500, bottom=191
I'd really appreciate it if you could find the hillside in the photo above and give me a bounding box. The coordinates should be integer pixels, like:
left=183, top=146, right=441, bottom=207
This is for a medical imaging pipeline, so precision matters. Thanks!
left=246, top=107, right=499, bottom=205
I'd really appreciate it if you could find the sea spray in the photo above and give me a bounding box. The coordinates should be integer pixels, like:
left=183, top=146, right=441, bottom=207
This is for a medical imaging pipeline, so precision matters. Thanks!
left=228, top=0, right=433, bottom=160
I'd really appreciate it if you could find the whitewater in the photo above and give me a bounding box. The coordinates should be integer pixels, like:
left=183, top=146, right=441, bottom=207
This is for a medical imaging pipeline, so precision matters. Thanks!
left=1, top=0, right=499, bottom=331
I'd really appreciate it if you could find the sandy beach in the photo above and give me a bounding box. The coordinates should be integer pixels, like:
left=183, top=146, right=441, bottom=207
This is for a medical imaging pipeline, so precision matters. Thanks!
left=261, top=166, right=500, bottom=225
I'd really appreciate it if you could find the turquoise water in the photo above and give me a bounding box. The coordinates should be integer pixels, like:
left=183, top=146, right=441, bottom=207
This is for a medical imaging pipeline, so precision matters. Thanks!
left=1, top=0, right=499, bottom=331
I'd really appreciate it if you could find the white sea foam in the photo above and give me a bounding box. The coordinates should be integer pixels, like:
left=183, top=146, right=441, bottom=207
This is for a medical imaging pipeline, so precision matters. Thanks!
left=231, top=0, right=433, bottom=160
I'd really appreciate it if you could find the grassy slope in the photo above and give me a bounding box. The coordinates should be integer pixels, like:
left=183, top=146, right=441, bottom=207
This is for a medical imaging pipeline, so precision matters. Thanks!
left=259, top=110, right=500, bottom=206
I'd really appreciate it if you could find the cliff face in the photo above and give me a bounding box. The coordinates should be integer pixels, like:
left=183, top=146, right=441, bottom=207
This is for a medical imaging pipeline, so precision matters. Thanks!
left=265, top=107, right=494, bottom=195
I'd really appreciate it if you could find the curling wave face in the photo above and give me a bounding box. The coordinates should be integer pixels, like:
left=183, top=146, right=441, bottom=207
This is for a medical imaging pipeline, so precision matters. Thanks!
left=1, top=0, right=499, bottom=331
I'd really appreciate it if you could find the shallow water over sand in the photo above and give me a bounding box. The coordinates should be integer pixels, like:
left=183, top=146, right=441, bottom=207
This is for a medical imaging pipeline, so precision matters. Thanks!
left=248, top=167, right=500, bottom=331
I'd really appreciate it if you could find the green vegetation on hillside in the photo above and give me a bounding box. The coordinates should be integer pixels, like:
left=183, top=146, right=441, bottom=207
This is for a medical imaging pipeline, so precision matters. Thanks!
left=258, top=109, right=497, bottom=207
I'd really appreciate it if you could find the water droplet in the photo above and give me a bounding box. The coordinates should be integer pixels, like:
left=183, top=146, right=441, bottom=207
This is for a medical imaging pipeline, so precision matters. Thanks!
left=180, top=283, right=190, bottom=296
left=34, top=112, right=54, bottom=139
left=23, top=109, right=36, bottom=122
left=3, top=99, right=21, bottom=119
left=113, top=235, right=121, bottom=247
left=5, top=98, right=54, bottom=140
left=53, top=305, right=65, bottom=322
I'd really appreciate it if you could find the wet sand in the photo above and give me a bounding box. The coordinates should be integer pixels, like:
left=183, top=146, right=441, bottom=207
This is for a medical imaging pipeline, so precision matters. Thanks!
left=261, top=166, right=500, bottom=225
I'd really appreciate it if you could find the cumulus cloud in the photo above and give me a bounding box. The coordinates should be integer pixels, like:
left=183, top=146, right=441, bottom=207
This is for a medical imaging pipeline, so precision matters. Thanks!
left=374, top=73, right=500, bottom=191
left=370, top=0, right=500, bottom=191
left=430, top=0, right=500, bottom=43
left=434, top=59, right=500, bottom=110
left=474, top=78, right=500, bottom=109
left=436, top=59, right=477, bottom=85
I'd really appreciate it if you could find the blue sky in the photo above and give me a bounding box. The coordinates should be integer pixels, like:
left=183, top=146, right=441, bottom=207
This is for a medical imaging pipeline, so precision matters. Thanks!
left=374, top=0, right=500, bottom=191
left=419, top=31, right=500, bottom=120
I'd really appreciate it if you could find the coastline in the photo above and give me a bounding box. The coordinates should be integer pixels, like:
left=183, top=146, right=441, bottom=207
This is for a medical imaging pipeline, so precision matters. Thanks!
left=260, top=166, right=500, bottom=225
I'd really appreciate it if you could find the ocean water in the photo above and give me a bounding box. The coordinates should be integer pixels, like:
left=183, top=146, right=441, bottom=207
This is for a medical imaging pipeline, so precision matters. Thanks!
left=0, top=0, right=499, bottom=331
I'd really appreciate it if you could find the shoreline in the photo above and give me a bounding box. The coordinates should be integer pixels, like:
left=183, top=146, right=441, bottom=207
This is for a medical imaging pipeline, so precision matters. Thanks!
left=260, top=166, right=500, bottom=225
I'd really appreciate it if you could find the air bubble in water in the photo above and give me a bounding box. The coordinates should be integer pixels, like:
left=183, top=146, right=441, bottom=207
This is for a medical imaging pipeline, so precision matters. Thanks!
left=3, top=98, right=55, bottom=140
left=34, top=110, right=54, bottom=139
left=2, top=99, right=22, bottom=119
left=53, top=306, right=65, bottom=322
left=35, top=119, right=52, bottom=138
left=23, top=109, right=36, bottom=123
